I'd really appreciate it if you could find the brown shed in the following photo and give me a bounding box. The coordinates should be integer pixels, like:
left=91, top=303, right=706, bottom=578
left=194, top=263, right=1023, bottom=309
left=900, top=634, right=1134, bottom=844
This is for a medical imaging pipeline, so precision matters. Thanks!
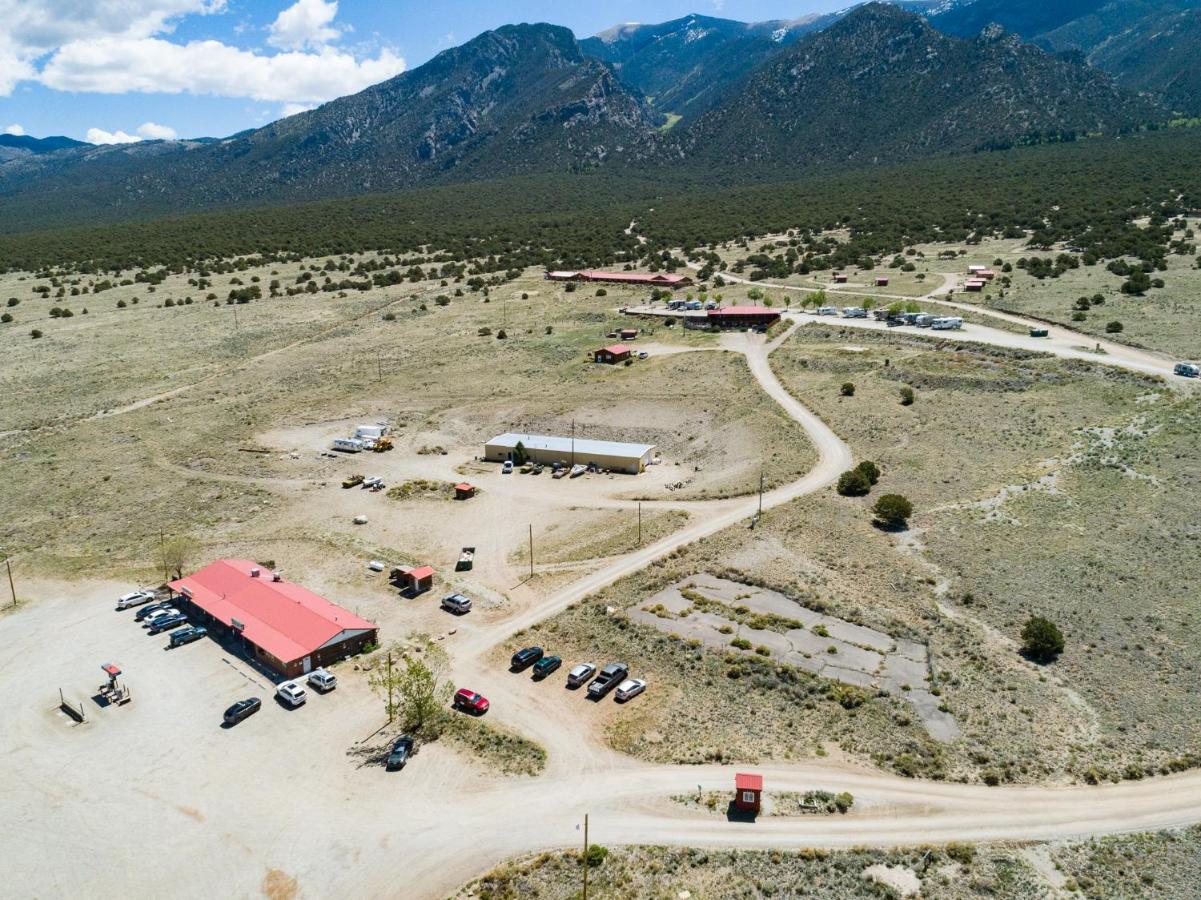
left=833, top=273, right=848, bottom=284
left=875, top=277, right=890, bottom=287
left=734, top=772, right=763, bottom=815
left=391, top=565, right=435, bottom=596
left=594, top=344, right=632, bottom=365
left=454, top=483, right=476, bottom=500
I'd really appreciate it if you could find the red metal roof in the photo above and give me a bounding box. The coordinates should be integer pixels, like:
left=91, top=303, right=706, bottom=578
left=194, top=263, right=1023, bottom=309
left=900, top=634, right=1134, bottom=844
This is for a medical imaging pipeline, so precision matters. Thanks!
left=407, top=566, right=435, bottom=580
left=735, top=772, right=763, bottom=791
left=101, top=663, right=121, bottom=676
left=454, top=483, right=474, bottom=491
left=580, top=270, right=689, bottom=284
left=169, top=560, right=375, bottom=665
left=600, top=344, right=632, bottom=355
left=708, top=306, right=778, bottom=317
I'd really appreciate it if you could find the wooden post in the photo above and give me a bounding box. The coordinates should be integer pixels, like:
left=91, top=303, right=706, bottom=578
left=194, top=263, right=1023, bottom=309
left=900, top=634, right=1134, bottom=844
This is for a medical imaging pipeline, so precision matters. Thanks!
left=637, top=502, right=642, bottom=547
left=159, top=530, right=168, bottom=583
left=582, top=813, right=589, bottom=900
left=5, top=558, right=15, bottom=609
left=758, top=470, right=764, bottom=517
left=528, top=524, right=534, bottom=580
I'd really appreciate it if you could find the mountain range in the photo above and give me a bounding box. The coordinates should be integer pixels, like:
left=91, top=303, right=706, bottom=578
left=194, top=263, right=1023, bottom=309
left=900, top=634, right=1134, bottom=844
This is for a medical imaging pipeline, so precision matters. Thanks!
left=1, top=1, right=1197, bottom=232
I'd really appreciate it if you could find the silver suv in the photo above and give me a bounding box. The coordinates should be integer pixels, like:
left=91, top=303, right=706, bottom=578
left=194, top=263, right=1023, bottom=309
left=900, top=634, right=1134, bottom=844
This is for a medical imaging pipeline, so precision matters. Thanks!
left=441, top=593, right=472, bottom=615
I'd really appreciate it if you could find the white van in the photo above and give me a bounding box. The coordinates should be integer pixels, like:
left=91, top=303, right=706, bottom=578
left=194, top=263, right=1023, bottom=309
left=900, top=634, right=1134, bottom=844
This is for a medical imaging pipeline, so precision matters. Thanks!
left=277, top=681, right=307, bottom=707
left=333, top=438, right=364, bottom=453
left=816, top=306, right=838, bottom=316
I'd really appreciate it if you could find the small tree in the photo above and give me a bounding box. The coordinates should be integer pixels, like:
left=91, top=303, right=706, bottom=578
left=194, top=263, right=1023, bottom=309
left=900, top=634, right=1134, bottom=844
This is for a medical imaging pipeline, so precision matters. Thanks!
left=1105, top=321, right=1123, bottom=333
left=157, top=534, right=200, bottom=581
left=899, top=386, right=915, bottom=406
left=30, top=328, right=43, bottom=339
left=513, top=441, right=527, bottom=465
left=369, top=635, right=453, bottom=733
left=840, top=382, right=855, bottom=397
left=1021, top=616, right=1065, bottom=663
left=872, top=494, right=913, bottom=529
left=837, top=469, right=871, bottom=497
left=855, top=460, right=880, bottom=485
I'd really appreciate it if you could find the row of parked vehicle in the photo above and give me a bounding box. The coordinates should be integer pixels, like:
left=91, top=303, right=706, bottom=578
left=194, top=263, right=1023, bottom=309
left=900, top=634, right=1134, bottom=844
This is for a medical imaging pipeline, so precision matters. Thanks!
left=119, top=591, right=209, bottom=646
left=222, top=668, right=338, bottom=726
left=510, top=647, right=647, bottom=702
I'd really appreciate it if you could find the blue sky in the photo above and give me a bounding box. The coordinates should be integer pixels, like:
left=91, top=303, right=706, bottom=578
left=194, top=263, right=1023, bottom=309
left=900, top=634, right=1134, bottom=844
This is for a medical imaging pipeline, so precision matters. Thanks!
left=0, top=0, right=850, bottom=143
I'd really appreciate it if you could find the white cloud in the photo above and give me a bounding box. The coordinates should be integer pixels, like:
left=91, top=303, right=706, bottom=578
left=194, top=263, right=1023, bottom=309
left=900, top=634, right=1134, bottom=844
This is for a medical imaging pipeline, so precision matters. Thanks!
left=0, top=0, right=402, bottom=107
left=136, top=121, right=177, bottom=139
left=3, top=123, right=24, bottom=135
left=268, top=0, right=339, bottom=51
left=280, top=102, right=316, bottom=117
left=86, top=127, right=142, bottom=144
left=41, top=37, right=405, bottom=103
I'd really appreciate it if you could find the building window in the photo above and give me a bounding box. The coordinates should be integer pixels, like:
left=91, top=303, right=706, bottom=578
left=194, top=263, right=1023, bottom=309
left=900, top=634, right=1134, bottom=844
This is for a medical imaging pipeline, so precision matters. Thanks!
left=742, top=791, right=756, bottom=804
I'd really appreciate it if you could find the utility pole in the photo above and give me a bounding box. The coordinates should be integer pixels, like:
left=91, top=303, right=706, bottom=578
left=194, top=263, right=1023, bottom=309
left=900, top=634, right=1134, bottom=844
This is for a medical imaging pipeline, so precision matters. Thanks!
left=582, top=813, right=589, bottom=900
left=159, top=529, right=168, bottom=583
left=377, top=353, right=383, bottom=383
left=758, top=469, right=765, bottom=516
left=233, top=305, right=239, bottom=331
left=6, top=558, right=15, bottom=609
left=637, top=502, right=642, bottom=547
left=528, top=524, right=534, bottom=580
left=386, top=651, right=394, bottom=723
left=571, top=419, right=576, bottom=467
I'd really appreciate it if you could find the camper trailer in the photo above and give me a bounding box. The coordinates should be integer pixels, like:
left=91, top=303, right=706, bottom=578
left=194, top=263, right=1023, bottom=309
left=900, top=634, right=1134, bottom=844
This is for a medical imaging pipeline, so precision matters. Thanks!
left=816, top=306, right=838, bottom=316
left=930, top=317, right=963, bottom=331
left=841, top=307, right=867, bottom=318
left=1174, top=362, right=1200, bottom=378
left=333, top=438, right=365, bottom=453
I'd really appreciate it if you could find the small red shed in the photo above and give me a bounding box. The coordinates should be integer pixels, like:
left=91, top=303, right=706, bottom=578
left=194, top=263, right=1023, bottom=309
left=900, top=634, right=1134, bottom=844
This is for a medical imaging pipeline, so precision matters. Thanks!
left=594, top=344, right=632, bottom=364
left=734, top=772, right=763, bottom=814
left=392, top=565, right=435, bottom=595
left=875, top=276, right=890, bottom=287
left=454, top=482, right=475, bottom=500
left=619, top=328, right=639, bottom=341
left=833, top=273, right=848, bottom=284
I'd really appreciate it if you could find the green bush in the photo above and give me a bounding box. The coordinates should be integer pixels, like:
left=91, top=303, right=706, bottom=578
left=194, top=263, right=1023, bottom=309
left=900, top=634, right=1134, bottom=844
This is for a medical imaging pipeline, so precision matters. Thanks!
left=872, top=494, right=913, bottom=528
left=584, top=844, right=608, bottom=868
left=1105, top=320, right=1124, bottom=333
left=30, top=328, right=42, bottom=339
left=840, top=382, right=855, bottom=397
left=730, top=637, right=751, bottom=650
left=1021, top=615, right=1065, bottom=663
left=855, top=460, right=880, bottom=485
left=899, top=386, right=915, bottom=405
left=837, top=469, right=871, bottom=497
left=1, top=312, right=12, bottom=324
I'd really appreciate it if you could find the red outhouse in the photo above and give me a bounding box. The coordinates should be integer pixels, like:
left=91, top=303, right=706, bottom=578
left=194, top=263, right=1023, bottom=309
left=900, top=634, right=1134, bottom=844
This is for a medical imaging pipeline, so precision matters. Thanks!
left=734, top=772, right=763, bottom=814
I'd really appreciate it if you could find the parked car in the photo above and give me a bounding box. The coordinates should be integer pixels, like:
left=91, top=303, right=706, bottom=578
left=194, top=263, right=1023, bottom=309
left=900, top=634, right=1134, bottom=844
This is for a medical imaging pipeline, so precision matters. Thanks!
left=502, top=461, right=514, bottom=474
left=614, top=678, right=647, bottom=702
left=532, top=655, right=562, bottom=680
left=386, top=735, right=414, bottom=770
left=510, top=646, right=544, bottom=670
left=277, top=680, right=307, bottom=707
left=441, top=593, right=472, bottom=615
left=223, top=697, right=261, bottom=726
left=453, top=688, right=489, bottom=715
left=135, top=600, right=174, bottom=622
left=168, top=625, right=208, bottom=648
left=1174, top=362, right=1200, bottom=378
left=116, top=589, right=155, bottom=610
left=566, top=662, right=596, bottom=688
left=142, top=607, right=179, bottom=627
left=147, top=613, right=187, bottom=634
left=587, top=662, right=629, bottom=699
left=307, top=668, right=337, bottom=692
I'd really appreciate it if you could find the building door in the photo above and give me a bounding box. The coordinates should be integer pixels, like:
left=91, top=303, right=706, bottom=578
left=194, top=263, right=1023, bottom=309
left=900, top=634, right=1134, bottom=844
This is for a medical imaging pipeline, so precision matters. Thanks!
left=302, top=656, right=312, bottom=674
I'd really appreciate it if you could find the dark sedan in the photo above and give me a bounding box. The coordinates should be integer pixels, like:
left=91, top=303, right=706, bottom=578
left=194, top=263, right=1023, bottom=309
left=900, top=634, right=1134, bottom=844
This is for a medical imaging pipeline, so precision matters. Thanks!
left=223, top=697, right=261, bottom=726
left=386, top=735, right=414, bottom=770
left=531, top=655, right=562, bottom=680
left=147, top=613, right=187, bottom=634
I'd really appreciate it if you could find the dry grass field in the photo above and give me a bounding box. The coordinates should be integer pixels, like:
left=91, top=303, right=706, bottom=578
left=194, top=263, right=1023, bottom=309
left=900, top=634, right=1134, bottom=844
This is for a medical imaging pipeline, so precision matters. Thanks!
left=0, top=262, right=814, bottom=591
left=458, top=826, right=1201, bottom=899
left=508, top=322, right=1199, bottom=785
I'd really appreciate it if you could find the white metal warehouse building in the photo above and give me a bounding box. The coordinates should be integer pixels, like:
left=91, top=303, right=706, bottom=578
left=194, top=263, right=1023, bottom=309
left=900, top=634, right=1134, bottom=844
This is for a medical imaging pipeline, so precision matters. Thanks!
left=484, top=433, right=656, bottom=474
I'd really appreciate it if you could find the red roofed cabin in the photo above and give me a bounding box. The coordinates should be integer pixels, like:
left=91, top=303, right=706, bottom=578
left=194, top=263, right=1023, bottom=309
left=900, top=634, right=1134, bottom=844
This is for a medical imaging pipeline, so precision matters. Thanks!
left=875, top=276, right=890, bottom=287
left=454, top=482, right=476, bottom=500
left=734, top=772, right=763, bottom=814
left=833, top=273, right=849, bottom=284
left=594, top=344, right=632, bottom=364
left=545, top=270, right=693, bottom=289
left=707, top=306, right=781, bottom=330
left=169, top=560, right=377, bottom=678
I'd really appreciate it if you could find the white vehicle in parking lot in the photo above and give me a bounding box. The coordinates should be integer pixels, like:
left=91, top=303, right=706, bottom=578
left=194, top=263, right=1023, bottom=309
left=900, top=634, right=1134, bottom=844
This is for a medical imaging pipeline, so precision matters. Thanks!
left=816, top=306, right=838, bottom=316
left=614, top=678, right=646, bottom=702
left=142, top=607, right=179, bottom=627
left=116, top=590, right=155, bottom=610
left=307, top=669, right=337, bottom=692
left=277, top=680, right=307, bottom=707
